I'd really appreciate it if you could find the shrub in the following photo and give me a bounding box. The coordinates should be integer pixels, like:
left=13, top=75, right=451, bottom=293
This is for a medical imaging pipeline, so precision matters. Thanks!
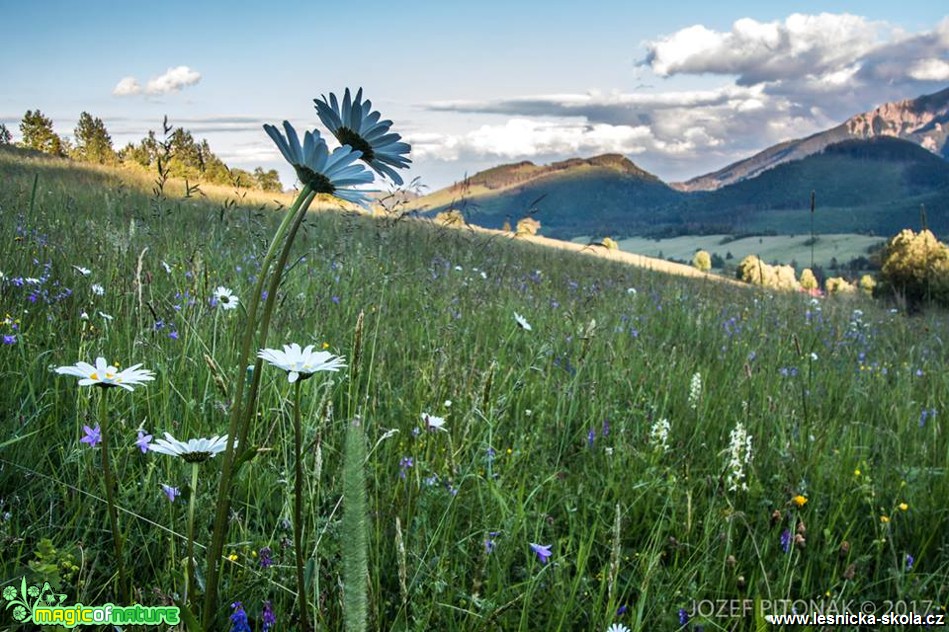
left=800, top=268, right=819, bottom=291
left=435, top=209, right=465, bottom=227
left=601, top=237, right=619, bottom=250
left=825, top=277, right=856, bottom=294
left=516, top=217, right=541, bottom=236
left=859, top=274, right=876, bottom=295
left=692, top=250, right=711, bottom=271
left=878, top=229, right=949, bottom=307
left=737, top=255, right=799, bottom=291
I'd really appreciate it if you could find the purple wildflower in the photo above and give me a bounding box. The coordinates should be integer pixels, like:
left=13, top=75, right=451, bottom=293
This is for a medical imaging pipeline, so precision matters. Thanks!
left=399, top=457, right=414, bottom=479
left=168, top=330, right=179, bottom=340
left=601, top=419, right=610, bottom=437
left=136, top=430, right=153, bottom=453
left=80, top=425, right=101, bottom=447
left=678, top=608, right=689, bottom=625
left=229, top=602, right=251, bottom=632
left=905, top=554, right=914, bottom=571
left=258, top=546, right=274, bottom=569
left=261, top=600, right=276, bottom=631
left=331, top=295, right=341, bottom=305
left=530, top=542, right=552, bottom=564
left=587, top=428, right=595, bottom=448
left=919, top=408, right=936, bottom=427
left=2, top=335, right=15, bottom=345
left=617, top=604, right=628, bottom=615
left=161, top=484, right=180, bottom=502
left=780, top=529, right=792, bottom=553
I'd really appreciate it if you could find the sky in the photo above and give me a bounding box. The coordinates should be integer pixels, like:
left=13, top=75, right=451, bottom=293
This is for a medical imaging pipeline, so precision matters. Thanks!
left=1, top=1, right=947, bottom=192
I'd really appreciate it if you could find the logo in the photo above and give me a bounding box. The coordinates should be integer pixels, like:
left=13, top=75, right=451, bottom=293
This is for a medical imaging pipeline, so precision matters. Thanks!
left=2, top=580, right=180, bottom=628
left=2, top=579, right=67, bottom=624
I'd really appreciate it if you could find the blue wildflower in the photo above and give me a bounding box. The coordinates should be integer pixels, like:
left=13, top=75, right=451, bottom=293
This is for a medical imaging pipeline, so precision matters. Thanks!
left=229, top=601, right=251, bottom=632
left=530, top=542, right=552, bottom=564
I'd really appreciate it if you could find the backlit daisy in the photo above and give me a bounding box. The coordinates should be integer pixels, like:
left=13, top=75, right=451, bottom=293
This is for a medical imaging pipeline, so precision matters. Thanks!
left=314, top=87, right=412, bottom=185
left=263, top=121, right=373, bottom=206
left=514, top=312, right=532, bottom=331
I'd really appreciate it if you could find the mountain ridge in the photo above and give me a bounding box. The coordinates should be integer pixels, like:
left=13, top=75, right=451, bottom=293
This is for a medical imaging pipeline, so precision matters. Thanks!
left=676, top=86, right=949, bottom=191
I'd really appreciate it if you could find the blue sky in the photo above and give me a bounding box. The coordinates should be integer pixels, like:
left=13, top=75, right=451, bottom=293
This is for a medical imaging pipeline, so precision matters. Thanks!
left=2, top=1, right=947, bottom=190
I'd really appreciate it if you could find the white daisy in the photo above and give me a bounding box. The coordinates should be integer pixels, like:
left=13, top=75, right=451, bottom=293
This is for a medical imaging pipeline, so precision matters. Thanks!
left=213, top=286, right=239, bottom=310
left=258, top=343, right=347, bottom=383
left=72, top=265, right=91, bottom=276
left=54, top=357, right=155, bottom=391
left=514, top=312, right=532, bottom=331
left=422, top=412, right=447, bottom=431
left=150, top=432, right=231, bottom=463
left=91, top=283, right=105, bottom=296
left=606, top=624, right=631, bottom=632
left=314, top=87, right=412, bottom=185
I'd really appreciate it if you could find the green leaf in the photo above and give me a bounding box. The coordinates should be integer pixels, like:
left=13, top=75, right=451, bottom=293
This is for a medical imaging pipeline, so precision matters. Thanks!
left=174, top=599, right=205, bottom=632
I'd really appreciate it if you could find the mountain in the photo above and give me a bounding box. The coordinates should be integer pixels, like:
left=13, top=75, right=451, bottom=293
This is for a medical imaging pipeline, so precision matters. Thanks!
left=671, top=137, right=949, bottom=236
left=408, top=88, right=949, bottom=239
left=677, top=86, right=949, bottom=191
left=406, top=154, right=682, bottom=239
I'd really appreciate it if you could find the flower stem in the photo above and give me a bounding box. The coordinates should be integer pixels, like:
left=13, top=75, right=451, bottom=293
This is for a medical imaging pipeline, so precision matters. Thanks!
left=203, top=185, right=313, bottom=628
left=292, top=380, right=310, bottom=632
left=342, top=416, right=368, bottom=632
left=186, top=461, right=200, bottom=607
left=97, top=389, right=129, bottom=603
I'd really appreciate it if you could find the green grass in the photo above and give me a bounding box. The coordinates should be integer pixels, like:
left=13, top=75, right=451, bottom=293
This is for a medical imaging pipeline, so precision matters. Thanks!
left=599, top=234, right=885, bottom=272
left=1, top=150, right=948, bottom=631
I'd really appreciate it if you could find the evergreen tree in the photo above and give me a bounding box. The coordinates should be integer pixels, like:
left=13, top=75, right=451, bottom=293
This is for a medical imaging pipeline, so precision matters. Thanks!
left=19, top=109, right=65, bottom=156
left=0, top=123, right=11, bottom=145
left=74, top=112, right=116, bottom=164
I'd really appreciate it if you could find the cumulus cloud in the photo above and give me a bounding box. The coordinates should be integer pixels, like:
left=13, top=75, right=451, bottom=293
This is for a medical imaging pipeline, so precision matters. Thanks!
left=112, top=77, right=142, bottom=96
left=643, top=13, right=885, bottom=85
left=424, top=85, right=820, bottom=166
left=113, top=66, right=202, bottom=97
left=417, top=14, right=948, bottom=182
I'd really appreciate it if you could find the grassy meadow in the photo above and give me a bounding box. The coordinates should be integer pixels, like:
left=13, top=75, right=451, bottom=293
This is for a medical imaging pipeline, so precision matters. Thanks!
left=1, top=148, right=948, bottom=631
left=601, top=234, right=885, bottom=274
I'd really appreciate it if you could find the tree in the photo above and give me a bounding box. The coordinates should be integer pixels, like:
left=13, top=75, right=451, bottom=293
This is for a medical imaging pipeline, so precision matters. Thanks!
left=19, top=109, right=65, bottom=156
left=878, top=229, right=949, bottom=307
left=516, top=217, right=541, bottom=236
left=253, top=167, right=283, bottom=192
left=692, top=250, right=711, bottom=271
left=435, top=209, right=465, bottom=226
left=0, top=123, right=11, bottom=145
left=74, top=112, right=116, bottom=164
left=800, top=268, right=819, bottom=291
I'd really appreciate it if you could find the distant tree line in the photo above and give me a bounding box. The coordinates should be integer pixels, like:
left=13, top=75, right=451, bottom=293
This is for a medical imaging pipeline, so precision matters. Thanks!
left=0, top=110, right=283, bottom=193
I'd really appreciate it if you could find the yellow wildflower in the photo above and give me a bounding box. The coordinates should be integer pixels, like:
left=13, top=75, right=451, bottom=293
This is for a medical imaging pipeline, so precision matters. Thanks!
left=792, top=495, right=808, bottom=508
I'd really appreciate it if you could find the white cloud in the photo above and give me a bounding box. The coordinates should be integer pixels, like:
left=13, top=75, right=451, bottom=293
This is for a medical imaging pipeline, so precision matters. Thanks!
left=112, top=77, right=142, bottom=96
left=414, top=14, right=948, bottom=184
left=113, top=66, right=202, bottom=97
left=644, top=13, right=884, bottom=85
left=909, top=58, right=949, bottom=81
left=145, top=66, right=201, bottom=94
